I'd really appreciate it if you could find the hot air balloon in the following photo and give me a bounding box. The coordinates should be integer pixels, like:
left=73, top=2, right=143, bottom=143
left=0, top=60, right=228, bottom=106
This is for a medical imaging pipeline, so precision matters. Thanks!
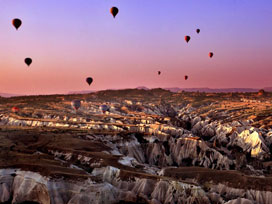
left=196, top=29, right=200, bottom=34
left=71, top=100, right=81, bottom=110
left=101, top=105, right=109, bottom=114
left=158, top=71, right=161, bottom=75
left=209, top=52, right=214, bottom=58
left=12, top=18, right=22, bottom=30
left=86, top=77, right=93, bottom=86
left=25, top=58, right=32, bottom=66
left=11, top=107, right=19, bottom=113
left=110, top=7, right=119, bottom=18
left=258, top=89, right=266, bottom=96
left=185, top=36, right=191, bottom=43
left=184, top=75, right=188, bottom=80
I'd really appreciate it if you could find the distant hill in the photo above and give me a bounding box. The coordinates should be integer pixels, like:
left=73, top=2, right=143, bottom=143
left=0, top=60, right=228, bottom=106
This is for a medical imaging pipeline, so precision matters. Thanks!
left=68, top=87, right=271, bottom=95
left=2, top=86, right=271, bottom=97
left=0, top=93, right=20, bottom=98
left=136, top=86, right=149, bottom=90
left=67, top=90, right=95, bottom=95
left=264, top=87, right=272, bottom=92
left=164, top=87, right=260, bottom=93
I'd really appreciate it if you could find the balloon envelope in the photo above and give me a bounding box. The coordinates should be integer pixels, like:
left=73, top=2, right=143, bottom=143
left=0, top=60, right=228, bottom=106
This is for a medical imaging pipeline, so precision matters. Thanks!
left=101, top=105, right=109, bottom=113
left=196, top=29, right=200, bottom=34
left=209, top=52, right=214, bottom=58
left=12, top=18, right=22, bottom=30
left=11, top=107, right=19, bottom=113
left=25, top=58, right=32, bottom=66
left=110, top=7, right=119, bottom=18
left=184, top=75, right=188, bottom=80
left=71, top=100, right=81, bottom=110
left=86, top=77, right=93, bottom=86
left=158, top=71, right=161, bottom=75
left=185, top=36, right=191, bottom=43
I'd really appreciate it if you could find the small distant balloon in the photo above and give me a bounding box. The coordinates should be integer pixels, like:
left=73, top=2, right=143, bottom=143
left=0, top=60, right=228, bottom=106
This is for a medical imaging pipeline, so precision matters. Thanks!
left=86, top=77, right=93, bottom=86
left=110, top=7, right=119, bottom=18
left=11, top=107, right=19, bottom=113
left=12, top=18, right=22, bottom=30
left=196, top=29, right=200, bottom=34
left=209, top=52, right=214, bottom=58
left=184, top=75, right=188, bottom=80
left=158, top=71, right=161, bottom=75
left=185, top=36, right=191, bottom=43
left=25, top=58, right=32, bottom=66
left=101, top=104, right=109, bottom=114
left=71, top=100, right=81, bottom=110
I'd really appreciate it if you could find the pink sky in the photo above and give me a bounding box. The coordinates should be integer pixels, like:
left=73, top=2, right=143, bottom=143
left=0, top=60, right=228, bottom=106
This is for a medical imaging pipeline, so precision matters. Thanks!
left=1, top=0, right=272, bottom=95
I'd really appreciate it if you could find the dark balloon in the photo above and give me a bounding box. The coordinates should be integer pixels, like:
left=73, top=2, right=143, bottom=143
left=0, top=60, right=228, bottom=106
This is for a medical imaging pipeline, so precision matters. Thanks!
left=101, top=105, right=109, bottom=113
left=185, top=36, right=191, bottom=43
left=184, top=75, right=188, bottom=80
left=71, top=100, right=81, bottom=110
left=110, top=7, right=119, bottom=18
left=158, top=71, right=161, bottom=75
left=196, top=29, right=200, bottom=34
left=209, top=52, right=214, bottom=58
left=12, top=18, right=22, bottom=30
left=25, top=58, right=32, bottom=66
left=86, top=77, right=93, bottom=86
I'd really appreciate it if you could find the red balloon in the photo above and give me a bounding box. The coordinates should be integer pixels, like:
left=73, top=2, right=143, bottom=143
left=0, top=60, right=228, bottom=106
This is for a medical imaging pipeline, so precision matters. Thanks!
left=184, top=75, right=188, bottom=80
left=185, top=36, right=191, bottom=43
left=209, top=52, right=214, bottom=58
left=11, top=107, right=19, bottom=113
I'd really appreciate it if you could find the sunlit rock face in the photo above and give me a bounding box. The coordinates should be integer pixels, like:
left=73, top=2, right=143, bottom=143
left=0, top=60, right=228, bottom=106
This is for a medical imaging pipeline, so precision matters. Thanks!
left=232, top=130, right=269, bottom=158
left=0, top=170, right=50, bottom=204
left=1, top=167, right=272, bottom=204
left=0, top=169, right=119, bottom=204
left=1, top=90, right=272, bottom=203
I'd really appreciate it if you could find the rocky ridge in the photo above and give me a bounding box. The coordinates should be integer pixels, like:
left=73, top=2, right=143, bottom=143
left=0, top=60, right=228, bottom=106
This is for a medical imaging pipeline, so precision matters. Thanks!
left=0, top=90, right=272, bottom=203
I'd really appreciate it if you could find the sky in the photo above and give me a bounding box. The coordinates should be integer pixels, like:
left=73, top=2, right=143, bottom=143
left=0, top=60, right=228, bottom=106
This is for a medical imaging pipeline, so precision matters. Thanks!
left=1, top=0, right=272, bottom=95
